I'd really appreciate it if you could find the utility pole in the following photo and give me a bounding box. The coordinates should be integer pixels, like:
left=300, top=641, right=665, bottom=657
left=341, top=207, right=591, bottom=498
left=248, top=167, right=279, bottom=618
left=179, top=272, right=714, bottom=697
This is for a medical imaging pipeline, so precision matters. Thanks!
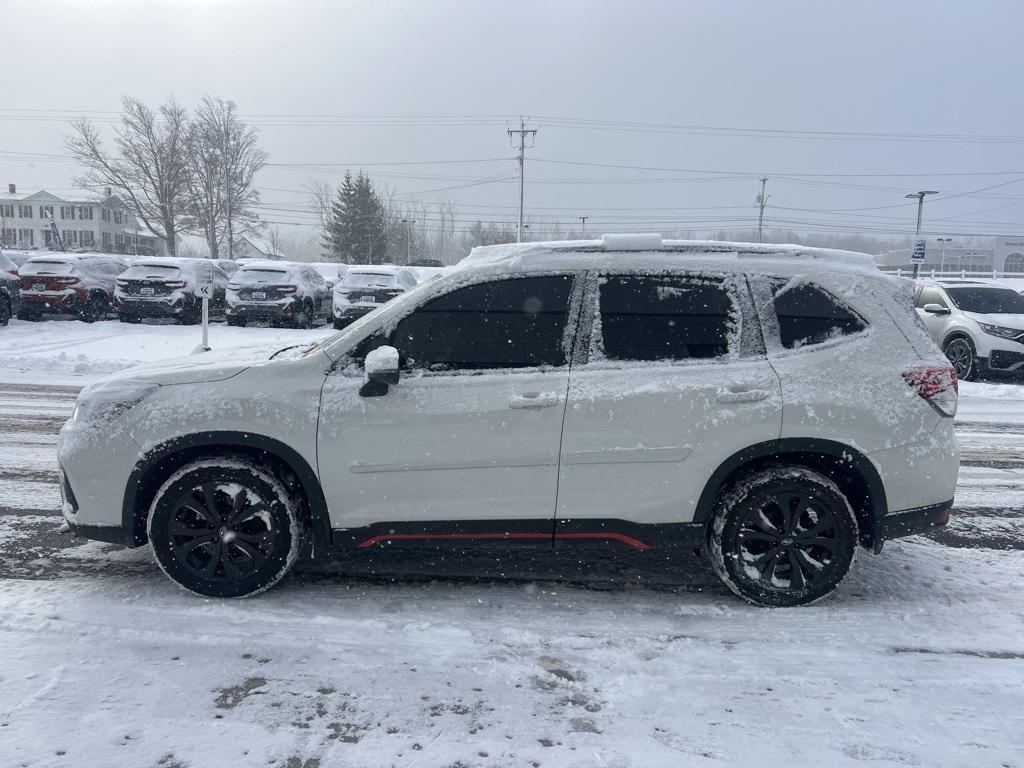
left=508, top=117, right=537, bottom=243
left=756, top=177, right=769, bottom=243
left=579, top=215, right=588, bottom=238
left=905, top=190, right=938, bottom=279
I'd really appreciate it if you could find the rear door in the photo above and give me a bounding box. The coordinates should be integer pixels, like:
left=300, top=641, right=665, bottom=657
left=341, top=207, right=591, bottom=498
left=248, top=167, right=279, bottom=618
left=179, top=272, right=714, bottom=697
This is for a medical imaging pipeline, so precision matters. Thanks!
left=317, top=274, right=581, bottom=540
left=555, top=272, right=782, bottom=535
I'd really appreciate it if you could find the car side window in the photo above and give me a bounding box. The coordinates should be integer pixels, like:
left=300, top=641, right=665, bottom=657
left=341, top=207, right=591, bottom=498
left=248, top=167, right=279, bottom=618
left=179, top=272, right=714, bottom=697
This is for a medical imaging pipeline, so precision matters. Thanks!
left=772, top=281, right=866, bottom=349
left=596, top=275, right=737, bottom=361
left=916, top=286, right=948, bottom=309
left=390, top=276, right=573, bottom=371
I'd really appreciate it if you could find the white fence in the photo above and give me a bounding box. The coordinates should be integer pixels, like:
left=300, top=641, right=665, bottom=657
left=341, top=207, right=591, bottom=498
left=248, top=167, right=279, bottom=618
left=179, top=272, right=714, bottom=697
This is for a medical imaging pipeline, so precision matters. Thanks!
left=878, top=268, right=1024, bottom=280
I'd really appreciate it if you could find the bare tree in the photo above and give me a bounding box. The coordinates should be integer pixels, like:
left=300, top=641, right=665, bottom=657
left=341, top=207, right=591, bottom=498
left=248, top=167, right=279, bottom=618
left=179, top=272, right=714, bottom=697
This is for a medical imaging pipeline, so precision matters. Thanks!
left=66, top=97, right=191, bottom=256
left=184, top=104, right=226, bottom=259
left=201, top=97, right=267, bottom=258
left=307, top=180, right=334, bottom=247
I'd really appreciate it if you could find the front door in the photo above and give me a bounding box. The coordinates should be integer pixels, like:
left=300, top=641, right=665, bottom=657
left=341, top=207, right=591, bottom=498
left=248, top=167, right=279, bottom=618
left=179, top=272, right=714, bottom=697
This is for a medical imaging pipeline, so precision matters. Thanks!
left=317, top=274, right=579, bottom=544
left=555, top=272, right=782, bottom=540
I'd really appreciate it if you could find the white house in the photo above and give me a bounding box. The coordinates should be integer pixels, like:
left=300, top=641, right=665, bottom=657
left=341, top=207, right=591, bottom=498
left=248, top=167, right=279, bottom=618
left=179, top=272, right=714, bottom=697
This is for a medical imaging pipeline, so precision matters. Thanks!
left=0, top=184, right=166, bottom=256
left=232, top=234, right=286, bottom=261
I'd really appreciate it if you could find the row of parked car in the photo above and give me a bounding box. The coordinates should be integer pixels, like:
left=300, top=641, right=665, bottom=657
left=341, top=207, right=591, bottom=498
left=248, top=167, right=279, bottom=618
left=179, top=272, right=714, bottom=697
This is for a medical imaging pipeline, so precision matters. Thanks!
left=0, top=250, right=444, bottom=329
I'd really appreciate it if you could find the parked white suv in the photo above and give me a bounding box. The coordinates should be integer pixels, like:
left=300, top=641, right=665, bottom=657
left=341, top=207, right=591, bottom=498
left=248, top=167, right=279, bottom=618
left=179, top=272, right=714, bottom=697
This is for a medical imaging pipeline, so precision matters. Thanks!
left=58, top=236, right=959, bottom=606
left=914, top=280, right=1024, bottom=380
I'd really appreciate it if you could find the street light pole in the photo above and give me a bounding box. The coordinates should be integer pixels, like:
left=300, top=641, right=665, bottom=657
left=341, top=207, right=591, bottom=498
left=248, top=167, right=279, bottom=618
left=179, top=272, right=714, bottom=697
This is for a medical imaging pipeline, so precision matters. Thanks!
left=401, top=218, right=415, bottom=264
left=905, top=190, right=938, bottom=279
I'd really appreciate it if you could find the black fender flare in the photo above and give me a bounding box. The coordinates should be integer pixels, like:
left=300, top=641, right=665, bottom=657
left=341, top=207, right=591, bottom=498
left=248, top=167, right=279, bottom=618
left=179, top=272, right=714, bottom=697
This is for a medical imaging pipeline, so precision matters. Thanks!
left=691, top=438, right=888, bottom=546
left=121, top=431, right=331, bottom=555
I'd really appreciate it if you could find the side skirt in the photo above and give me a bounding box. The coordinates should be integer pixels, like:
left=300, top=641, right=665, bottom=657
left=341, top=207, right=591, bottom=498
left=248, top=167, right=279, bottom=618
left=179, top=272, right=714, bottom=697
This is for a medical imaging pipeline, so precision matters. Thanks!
left=331, top=519, right=706, bottom=553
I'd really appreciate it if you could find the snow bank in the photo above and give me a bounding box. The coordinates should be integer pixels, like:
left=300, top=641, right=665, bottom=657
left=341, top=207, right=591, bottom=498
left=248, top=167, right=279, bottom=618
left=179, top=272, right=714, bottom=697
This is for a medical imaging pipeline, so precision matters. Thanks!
left=0, top=319, right=334, bottom=384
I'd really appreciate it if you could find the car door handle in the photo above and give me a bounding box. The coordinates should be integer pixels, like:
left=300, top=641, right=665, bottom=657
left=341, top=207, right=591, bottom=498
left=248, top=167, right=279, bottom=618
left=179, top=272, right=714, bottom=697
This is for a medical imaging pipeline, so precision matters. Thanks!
left=509, top=392, right=560, bottom=409
left=717, top=388, right=771, bottom=404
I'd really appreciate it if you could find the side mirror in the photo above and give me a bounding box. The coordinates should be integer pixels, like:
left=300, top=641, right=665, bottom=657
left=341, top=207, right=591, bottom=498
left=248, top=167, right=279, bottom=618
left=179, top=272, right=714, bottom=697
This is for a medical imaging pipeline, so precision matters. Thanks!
left=922, top=303, right=950, bottom=315
left=360, top=345, right=400, bottom=397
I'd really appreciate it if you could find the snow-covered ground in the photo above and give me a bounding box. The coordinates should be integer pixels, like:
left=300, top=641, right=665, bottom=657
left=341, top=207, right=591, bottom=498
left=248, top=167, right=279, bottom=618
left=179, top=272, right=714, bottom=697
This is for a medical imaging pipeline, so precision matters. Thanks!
left=1, top=321, right=1023, bottom=766
left=0, top=317, right=334, bottom=384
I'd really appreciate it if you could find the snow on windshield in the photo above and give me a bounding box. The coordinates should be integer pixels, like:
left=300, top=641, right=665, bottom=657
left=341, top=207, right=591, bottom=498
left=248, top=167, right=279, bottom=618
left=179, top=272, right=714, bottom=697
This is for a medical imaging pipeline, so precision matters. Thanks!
left=19, top=260, right=75, bottom=275
left=235, top=269, right=289, bottom=283
left=124, top=264, right=181, bottom=279
left=342, top=272, right=397, bottom=288
left=945, top=287, right=1024, bottom=314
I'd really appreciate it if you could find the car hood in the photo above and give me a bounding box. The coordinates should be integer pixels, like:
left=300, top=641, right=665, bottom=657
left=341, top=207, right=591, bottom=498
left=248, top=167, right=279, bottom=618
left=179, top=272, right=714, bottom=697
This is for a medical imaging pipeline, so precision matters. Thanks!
left=100, top=342, right=318, bottom=386
left=963, top=312, right=1024, bottom=329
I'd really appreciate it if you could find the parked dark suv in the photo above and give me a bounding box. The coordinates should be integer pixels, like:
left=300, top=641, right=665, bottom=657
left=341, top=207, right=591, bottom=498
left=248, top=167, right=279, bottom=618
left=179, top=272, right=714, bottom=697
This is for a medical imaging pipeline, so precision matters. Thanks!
left=0, top=252, right=21, bottom=326
left=226, top=260, right=332, bottom=328
left=114, top=258, right=229, bottom=324
left=17, top=254, right=128, bottom=322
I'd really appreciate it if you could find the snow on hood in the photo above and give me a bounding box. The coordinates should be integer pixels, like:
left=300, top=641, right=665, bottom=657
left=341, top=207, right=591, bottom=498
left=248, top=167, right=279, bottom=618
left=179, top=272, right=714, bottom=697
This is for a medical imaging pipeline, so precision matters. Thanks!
left=98, top=341, right=319, bottom=386
left=963, top=312, right=1024, bottom=329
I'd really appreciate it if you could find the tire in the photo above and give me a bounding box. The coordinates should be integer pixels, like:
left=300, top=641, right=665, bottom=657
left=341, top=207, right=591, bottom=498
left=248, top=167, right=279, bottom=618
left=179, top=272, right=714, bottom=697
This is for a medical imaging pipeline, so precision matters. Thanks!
left=708, top=467, right=858, bottom=607
left=118, top=313, right=141, bottom=324
left=226, top=316, right=245, bottom=327
left=943, top=336, right=977, bottom=381
left=147, top=458, right=302, bottom=598
left=333, top=317, right=349, bottom=330
left=292, top=301, right=314, bottom=329
left=80, top=294, right=108, bottom=323
left=0, top=295, right=10, bottom=327
left=178, top=301, right=201, bottom=325
left=17, top=307, right=40, bottom=322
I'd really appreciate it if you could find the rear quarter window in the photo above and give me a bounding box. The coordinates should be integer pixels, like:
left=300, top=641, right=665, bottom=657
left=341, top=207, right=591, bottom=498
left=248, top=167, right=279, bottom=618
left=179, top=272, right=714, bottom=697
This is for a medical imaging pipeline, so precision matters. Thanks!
left=772, top=281, right=866, bottom=349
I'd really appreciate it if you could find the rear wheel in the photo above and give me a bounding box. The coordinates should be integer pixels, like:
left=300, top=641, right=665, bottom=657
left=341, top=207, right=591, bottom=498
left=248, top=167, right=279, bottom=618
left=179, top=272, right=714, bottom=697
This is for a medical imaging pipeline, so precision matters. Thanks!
left=333, top=316, right=349, bottom=330
left=293, top=301, right=314, bottom=329
left=708, top=467, right=858, bottom=607
left=17, top=307, right=40, bottom=321
left=0, top=295, right=10, bottom=326
left=80, top=294, right=108, bottom=323
left=943, top=336, right=977, bottom=381
left=226, top=316, right=245, bottom=327
left=178, top=301, right=202, bottom=325
left=147, top=458, right=302, bottom=598
left=118, top=312, right=141, bottom=324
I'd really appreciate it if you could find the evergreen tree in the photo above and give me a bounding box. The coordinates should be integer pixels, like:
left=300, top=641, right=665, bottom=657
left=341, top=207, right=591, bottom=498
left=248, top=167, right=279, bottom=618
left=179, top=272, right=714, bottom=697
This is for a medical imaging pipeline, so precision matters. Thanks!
left=321, top=171, right=388, bottom=264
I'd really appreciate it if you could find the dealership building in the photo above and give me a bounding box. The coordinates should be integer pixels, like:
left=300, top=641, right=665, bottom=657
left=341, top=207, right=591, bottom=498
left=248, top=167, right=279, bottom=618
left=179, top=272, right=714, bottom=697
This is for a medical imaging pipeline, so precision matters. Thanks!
left=875, top=236, right=1024, bottom=274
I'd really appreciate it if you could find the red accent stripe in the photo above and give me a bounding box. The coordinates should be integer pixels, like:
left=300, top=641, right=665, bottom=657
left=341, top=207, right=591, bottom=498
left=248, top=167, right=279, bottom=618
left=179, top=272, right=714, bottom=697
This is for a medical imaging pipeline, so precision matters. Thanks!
left=356, top=531, right=650, bottom=551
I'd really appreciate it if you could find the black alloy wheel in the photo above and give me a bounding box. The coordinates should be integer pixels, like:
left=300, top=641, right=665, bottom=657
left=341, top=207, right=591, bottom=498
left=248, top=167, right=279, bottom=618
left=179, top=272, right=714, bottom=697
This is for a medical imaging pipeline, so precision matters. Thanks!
left=709, top=468, right=858, bottom=607
left=148, top=460, right=300, bottom=597
left=944, top=337, right=976, bottom=381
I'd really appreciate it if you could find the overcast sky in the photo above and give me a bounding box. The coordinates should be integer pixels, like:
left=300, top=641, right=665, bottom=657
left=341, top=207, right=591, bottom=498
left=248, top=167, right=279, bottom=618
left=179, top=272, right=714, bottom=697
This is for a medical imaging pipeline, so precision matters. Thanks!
left=3, top=0, right=1023, bottom=243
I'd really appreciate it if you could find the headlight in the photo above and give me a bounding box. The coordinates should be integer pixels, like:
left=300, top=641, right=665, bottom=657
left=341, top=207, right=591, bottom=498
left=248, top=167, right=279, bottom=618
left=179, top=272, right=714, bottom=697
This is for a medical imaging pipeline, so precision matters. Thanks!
left=72, top=379, right=159, bottom=422
left=978, top=323, right=1023, bottom=340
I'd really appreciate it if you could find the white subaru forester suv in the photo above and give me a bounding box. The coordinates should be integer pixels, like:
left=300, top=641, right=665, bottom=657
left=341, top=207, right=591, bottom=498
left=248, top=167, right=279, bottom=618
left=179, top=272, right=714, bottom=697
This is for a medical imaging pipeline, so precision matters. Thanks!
left=58, top=236, right=960, bottom=607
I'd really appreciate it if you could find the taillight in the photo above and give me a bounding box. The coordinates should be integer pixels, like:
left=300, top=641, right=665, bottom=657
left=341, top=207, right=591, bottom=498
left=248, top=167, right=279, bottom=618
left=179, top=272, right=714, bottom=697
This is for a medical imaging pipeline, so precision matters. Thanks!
left=165, top=280, right=186, bottom=289
left=382, top=288, right=404, bottom=298
left=278, top=285, right=297, bottom=294
left=57, top=276, right=80, bottom=286
left=903, top=365, right=958, bottom=418
left=5, top=268, right=16, bottom=277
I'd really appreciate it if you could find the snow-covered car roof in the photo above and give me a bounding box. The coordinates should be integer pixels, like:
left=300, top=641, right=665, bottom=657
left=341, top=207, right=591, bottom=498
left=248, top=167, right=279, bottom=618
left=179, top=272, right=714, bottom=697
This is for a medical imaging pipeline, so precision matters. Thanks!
left=455, top=234, right=880, bottom=278
left=237, top=259, right=299, bottom=272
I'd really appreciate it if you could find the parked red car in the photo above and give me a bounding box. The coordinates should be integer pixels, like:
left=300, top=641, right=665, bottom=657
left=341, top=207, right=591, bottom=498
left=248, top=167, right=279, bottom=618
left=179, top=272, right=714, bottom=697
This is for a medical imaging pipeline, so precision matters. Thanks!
left=17, top=254, right=128, bottom=322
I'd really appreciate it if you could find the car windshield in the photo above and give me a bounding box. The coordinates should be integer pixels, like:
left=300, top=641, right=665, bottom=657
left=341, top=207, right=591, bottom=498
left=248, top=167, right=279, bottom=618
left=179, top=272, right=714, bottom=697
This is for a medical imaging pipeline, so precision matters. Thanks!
left=945, top=287, right=1024, bottom=314
left=20, top=260, right=74, bottom=275
left=235, top=268, right=289, bottom=283
left=123, top=264, right=181, bottom=279
left=342, top=271, right=398, bottom=288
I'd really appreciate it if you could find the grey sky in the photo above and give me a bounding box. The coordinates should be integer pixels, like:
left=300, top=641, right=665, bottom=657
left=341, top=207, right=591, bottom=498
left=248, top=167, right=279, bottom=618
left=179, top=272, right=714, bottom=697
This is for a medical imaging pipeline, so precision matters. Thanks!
left=3, top=0, right=1023, bottom=242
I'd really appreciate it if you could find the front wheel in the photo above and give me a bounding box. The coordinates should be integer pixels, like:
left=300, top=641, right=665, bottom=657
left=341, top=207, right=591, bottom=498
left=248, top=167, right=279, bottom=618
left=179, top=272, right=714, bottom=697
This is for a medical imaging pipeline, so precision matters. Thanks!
left=943, top=337, right=977, bottom=381
left=147, top=458, right=302, bottom=598
left=708, top=467, right=858, bottom=607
